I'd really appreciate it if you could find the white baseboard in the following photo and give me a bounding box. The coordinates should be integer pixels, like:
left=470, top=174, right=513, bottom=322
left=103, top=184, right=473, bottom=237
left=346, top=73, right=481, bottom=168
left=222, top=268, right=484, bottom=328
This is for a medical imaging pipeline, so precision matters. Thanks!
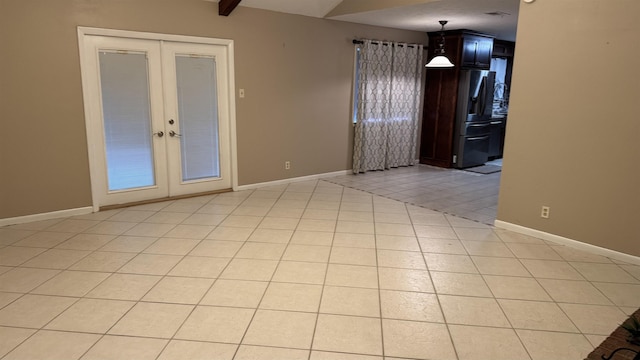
left=235, top=170, right=350, bottom=191
left=494, top=220, right=640, bottom=266
left=0, top=207, right=94, bottom=227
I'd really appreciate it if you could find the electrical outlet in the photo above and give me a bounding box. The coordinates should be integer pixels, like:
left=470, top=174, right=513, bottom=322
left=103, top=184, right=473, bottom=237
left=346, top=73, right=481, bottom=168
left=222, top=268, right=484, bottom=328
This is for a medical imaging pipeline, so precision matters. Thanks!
left=541, top=206, right=550, bottom=219
left=285, top=161, right=291, bottom=170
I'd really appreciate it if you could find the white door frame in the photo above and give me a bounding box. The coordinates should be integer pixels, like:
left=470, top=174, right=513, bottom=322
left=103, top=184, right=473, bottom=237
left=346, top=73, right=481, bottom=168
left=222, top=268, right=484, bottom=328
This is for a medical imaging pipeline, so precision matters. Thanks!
left=77, top=27, right=238, bottom=212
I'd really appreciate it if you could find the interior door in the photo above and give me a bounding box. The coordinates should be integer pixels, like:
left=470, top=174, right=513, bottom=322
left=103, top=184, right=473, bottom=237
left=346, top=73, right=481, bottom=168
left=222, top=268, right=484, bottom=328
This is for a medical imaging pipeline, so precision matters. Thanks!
left=82, top=35, right=232, bottom=208
left=83, top=36, right=168, bottom=206
left=161, top=42, right=231, bottom=196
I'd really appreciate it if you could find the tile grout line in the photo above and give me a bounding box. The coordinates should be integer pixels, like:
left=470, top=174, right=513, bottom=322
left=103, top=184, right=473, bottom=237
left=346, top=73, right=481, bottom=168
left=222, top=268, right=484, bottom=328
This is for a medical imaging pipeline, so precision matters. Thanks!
left=229, top=182, right=313, bottom=359
left=411, top=201, right=461, bottom=360
left=149, top=194, right=251, bottom=360
left=73, top=193, right=243, bottom=360
left=372, top=196, right=387, bottom=360
left=164, top=189, right=265, bottom=359
left=5, top=209, right=173, bottom=360
left=307, top=181, right=342, bottom=360
left=472, top=233, right=535, bottom=360
left=68, top=192, right=245, bottom=360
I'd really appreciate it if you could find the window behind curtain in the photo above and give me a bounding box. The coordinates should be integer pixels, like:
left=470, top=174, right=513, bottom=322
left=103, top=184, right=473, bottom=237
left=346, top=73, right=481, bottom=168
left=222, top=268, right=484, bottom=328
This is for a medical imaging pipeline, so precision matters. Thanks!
left=352, top=46, right=361, bottom=124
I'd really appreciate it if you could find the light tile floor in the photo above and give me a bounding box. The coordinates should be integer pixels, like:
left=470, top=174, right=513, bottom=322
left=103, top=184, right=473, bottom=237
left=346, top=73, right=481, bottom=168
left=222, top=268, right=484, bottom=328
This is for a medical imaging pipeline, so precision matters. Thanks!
left=326, top=163, right=501, bottom=224
left=0, top=180, right=639, bottom=360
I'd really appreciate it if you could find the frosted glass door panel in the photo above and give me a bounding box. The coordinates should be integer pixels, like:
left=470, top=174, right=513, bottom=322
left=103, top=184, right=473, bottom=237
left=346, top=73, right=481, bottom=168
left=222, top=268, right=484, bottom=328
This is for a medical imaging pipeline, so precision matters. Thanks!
left=175, top=55, right=220, bottom=181
left=99, top=51, right=155, bottom=191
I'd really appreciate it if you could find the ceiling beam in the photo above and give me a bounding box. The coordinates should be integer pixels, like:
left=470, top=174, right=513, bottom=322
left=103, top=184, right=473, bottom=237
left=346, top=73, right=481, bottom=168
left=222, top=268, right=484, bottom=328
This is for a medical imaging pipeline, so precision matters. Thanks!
left=219, top=0, right=242, bottom=16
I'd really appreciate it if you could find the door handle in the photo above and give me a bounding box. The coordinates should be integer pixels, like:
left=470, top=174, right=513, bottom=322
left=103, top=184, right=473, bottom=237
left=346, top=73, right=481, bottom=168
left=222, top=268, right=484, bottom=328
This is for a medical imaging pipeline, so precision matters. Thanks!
left=479, top=76, right=488, bottom=115
left=467, top=136, right=489, bottom=141
left=169, top=130, right=181, bottom=137
left=153, top=131, right=164, bottom=137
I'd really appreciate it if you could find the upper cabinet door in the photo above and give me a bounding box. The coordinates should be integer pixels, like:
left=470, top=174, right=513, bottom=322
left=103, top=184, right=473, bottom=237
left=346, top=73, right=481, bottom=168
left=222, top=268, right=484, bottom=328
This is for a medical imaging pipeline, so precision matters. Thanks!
left=461, top=35, right=493, bottom=69
left=475, top=39, right=493, bottom=69
left=461, top=37, right=479, bottom=68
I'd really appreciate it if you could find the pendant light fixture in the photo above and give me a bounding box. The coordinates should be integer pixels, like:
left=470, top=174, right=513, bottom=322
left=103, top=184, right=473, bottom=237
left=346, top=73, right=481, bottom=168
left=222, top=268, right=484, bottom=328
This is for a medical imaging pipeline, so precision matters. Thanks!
left=425, top=20, right=454, bottom=68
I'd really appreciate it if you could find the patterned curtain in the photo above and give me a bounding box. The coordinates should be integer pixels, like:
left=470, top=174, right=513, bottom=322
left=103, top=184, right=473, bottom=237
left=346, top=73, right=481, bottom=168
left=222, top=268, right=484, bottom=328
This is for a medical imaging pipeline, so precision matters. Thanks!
left=352, top=40, right=423, bottom=174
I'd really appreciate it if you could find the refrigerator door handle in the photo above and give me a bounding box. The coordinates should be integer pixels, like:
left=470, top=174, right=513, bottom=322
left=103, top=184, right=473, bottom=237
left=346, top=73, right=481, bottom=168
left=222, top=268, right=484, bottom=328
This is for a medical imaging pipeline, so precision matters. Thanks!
left=468, top=123, right=491, bottom=127
left=467, top=135, right=490, bottom=141
left=479, top=76, right=488, bottom=116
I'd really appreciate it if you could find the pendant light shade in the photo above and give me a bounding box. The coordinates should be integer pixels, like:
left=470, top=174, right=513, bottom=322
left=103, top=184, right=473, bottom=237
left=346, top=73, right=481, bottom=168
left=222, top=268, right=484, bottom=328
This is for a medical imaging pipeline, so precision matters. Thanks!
left=426, top=55, right=455, bottom=68
left=426, top=20, right=454, bottom=68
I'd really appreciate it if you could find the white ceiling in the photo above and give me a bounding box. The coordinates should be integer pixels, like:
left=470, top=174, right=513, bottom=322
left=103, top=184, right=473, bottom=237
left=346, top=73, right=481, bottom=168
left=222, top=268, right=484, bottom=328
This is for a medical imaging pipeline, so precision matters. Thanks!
left=239, top=0, right=344, bottom=18
left=236, top=0, right=521, bottom=41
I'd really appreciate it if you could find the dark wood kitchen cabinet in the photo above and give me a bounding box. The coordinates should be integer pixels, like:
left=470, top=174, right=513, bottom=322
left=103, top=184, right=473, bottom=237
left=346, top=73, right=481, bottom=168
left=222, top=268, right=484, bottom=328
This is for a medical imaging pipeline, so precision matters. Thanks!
left=420, top=64, right=461, bottom=168
left=492, top=39, right=515, bottom=58
left=461, top=34, right=493, bottom=69
left=420, top=30, right=494, bottom=167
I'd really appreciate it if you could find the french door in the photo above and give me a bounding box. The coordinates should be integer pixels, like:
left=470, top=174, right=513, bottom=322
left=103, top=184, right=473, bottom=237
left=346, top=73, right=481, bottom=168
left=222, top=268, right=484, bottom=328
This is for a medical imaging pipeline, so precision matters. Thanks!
left=80, top=33, right=234, bottom=208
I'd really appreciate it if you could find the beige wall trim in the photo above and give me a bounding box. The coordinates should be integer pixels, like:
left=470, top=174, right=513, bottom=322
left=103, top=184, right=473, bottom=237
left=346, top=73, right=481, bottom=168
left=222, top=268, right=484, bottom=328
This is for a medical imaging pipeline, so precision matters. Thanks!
left=494, top=220, right=640, bottom=266
left=236, top=170, right=351, bottom=191
left=0, top=207, right=94, bottom=227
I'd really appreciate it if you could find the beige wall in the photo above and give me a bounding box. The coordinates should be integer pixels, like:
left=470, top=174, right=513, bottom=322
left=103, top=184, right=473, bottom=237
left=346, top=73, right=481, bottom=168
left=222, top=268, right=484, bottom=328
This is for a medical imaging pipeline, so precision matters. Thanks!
left=497, top=0, right=640, bottom=256
left=0, top=0, right=426, bottom=219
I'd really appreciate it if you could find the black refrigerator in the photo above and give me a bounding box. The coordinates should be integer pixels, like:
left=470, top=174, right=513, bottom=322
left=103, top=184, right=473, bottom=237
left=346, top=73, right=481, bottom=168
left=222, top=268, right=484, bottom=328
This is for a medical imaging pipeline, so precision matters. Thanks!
left=452, top=69, right=496, bottom=169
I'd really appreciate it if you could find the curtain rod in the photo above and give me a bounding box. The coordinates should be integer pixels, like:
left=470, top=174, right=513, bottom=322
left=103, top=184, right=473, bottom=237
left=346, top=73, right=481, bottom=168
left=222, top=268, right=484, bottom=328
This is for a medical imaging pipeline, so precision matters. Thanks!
left=352, top=39, right=423, bottom=49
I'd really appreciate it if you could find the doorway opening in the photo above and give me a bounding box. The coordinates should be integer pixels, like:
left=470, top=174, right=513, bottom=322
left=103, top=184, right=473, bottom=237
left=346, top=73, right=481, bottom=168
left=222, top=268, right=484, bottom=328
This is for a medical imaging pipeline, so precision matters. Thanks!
left=78, top=28, right=238, bottom=211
